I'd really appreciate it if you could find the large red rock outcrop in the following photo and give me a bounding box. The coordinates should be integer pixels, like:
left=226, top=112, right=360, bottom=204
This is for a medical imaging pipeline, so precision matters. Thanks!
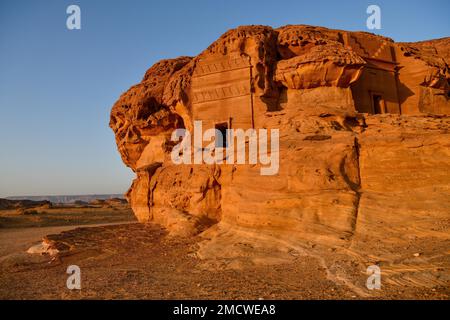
left=110, top=25, right=450, bottom=273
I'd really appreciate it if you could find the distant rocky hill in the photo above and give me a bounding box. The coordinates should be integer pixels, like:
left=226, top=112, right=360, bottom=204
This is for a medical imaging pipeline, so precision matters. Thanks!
left=6, top=194, right=125, bottom=204
left=0, top=198, right=52, bottom=210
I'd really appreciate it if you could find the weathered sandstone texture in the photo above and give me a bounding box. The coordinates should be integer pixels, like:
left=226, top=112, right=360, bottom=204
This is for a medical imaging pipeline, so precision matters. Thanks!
left=110, top=25, right=450, bottom=265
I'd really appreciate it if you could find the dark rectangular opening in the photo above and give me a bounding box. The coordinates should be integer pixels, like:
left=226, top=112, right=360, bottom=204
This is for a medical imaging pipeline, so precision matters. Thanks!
left=372, top=94, right=383, bottom=114
left=215, top=122, right=228, bottom=148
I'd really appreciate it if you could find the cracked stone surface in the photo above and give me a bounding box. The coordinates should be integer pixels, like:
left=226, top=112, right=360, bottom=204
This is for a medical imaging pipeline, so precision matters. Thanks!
left=107, top=25, right=450, bottom=292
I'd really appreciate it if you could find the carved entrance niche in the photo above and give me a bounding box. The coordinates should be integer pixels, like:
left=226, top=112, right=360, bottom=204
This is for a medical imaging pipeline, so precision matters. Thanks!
left=191, top=54, right=253, bottom=131
left=371, top=93, right=386, bottom=114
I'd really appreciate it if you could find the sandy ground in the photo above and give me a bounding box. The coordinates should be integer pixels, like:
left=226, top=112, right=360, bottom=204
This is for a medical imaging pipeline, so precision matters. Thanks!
left=0, top=205, right=136, bottom=229
left=0, top=222, right=134, bottom=259
left=0, top=221, right=448, bottom=300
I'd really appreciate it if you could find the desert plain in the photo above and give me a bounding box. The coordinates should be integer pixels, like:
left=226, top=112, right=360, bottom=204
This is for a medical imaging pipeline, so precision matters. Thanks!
left=1, top=24, right=450, bottom=300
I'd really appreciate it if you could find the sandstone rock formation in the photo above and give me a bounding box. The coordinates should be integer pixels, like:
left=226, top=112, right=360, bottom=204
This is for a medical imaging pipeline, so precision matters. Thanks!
left=110, top=25, right=450, bottom=269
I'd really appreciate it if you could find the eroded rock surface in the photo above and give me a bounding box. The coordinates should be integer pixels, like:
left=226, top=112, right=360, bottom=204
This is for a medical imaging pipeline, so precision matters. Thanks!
left=110, top=25, right=450, bottom=285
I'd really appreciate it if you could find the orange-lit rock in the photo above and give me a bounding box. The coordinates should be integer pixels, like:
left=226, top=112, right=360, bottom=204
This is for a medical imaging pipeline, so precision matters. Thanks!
left=110, top=25, right=450, bottom=258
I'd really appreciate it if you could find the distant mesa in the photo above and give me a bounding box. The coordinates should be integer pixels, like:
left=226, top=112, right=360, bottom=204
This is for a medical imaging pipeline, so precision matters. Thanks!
left=0, top=198, right=52, bottom=211
left=6, top=194, right=126, bottom=204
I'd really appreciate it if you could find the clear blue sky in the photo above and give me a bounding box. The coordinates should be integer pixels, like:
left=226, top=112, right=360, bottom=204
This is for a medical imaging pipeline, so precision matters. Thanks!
left=0, top=0, right=449, bottom=197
